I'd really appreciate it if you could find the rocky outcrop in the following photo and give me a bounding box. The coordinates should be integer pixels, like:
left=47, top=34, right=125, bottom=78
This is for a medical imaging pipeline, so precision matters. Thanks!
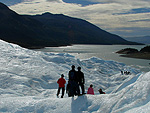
left=116, top=46, right=150, bottom=60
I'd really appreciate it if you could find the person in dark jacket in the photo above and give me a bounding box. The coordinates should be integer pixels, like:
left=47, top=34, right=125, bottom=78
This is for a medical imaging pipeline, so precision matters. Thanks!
left=77, top=66, right=85, bottom=94
left=98, top=88, right=105, bottom=94
left=66, top=82, right=71, bottom=97
left=57, top=74, right=66, bottom=98
left=68, top=65, right=80, bottom=97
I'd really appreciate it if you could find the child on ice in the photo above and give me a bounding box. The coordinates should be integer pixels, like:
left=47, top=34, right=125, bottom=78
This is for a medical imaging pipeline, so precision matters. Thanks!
left=87, top=84, right=94, bottom=95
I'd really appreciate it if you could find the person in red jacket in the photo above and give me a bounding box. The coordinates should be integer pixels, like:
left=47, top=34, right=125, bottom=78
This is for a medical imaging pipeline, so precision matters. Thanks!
left=57, top=74, right=66, bottom=98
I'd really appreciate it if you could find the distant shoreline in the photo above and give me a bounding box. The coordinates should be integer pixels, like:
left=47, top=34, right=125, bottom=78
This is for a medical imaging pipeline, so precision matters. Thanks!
left=120, top=53, right=150, bottom=60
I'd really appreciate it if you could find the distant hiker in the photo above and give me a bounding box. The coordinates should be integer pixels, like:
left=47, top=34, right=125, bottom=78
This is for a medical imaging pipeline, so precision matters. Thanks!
left=68, top=65, right=80, bottom=97
left=57, top=74, right=66, bottom=98
left=77, top=66, right=85, bottom=94
left=98, top=88, right=105, bottom=94
left=124, top=71, right=131, bottom=75
left=127, top=71, right=131, bottom=75
left=87, top=84, right=94, bottom=95
left=121, top=71, right=123, bottom=75
left=124, top=71, right=127, bottom=75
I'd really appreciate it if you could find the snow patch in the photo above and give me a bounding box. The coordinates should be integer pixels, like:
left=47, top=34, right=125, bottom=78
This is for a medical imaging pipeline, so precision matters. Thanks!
left=0, top=40, right=149, bottom=113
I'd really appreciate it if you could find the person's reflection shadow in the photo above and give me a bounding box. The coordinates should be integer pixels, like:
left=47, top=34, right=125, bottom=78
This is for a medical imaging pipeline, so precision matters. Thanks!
left=71, top=95, right=88, bottom=113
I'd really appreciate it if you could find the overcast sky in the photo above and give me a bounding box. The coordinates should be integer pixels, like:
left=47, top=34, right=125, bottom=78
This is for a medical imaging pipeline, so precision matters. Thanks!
left=1, top=0, right=150, bottom=37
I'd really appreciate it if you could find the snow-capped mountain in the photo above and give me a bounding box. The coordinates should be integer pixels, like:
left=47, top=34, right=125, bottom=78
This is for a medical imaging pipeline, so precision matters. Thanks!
left=0, top=40, right=150, bottom=113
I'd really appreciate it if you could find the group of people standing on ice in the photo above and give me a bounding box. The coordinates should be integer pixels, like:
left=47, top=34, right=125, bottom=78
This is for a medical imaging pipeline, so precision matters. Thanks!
left=56, top=65, right=105, bottom=98
left=121, top=71, right=131, bottom=75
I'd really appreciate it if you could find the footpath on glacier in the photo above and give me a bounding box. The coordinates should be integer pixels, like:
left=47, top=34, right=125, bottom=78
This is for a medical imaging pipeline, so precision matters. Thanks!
left=0, top=40, right=150, bottom=113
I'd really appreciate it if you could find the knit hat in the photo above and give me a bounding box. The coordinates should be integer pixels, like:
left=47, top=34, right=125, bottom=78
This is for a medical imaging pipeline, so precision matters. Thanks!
left=61, top=74, right=64, bottom=77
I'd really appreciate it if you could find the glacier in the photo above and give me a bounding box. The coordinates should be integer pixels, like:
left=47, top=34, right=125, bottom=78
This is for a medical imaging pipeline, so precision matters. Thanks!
left=0, top=40, right=150, bottom=113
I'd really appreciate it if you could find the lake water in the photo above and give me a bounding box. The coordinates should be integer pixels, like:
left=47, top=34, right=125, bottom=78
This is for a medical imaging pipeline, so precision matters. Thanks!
left=35, top=45, right=150, bottom=72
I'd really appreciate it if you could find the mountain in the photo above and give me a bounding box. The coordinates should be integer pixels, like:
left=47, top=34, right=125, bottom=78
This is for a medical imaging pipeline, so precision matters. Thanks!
left=0, top=2, right=61, bottom=48
left=124, top=36, right=150, bottom=44
left=0, top=2, right=141, bottom=49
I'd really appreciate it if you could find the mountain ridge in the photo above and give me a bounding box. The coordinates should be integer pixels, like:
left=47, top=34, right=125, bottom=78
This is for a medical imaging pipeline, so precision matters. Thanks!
left=0, top=2, right=142, bottom=49
left=124, top=36, right=150, bottom=44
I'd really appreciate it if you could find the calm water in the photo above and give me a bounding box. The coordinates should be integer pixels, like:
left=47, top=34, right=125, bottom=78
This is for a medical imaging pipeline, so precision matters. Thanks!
left=35, top=45, right=150, bottom=72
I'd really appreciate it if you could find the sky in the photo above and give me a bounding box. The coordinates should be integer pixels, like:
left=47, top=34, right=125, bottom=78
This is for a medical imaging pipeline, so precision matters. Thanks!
left=0, top=0, right=150, bottom=37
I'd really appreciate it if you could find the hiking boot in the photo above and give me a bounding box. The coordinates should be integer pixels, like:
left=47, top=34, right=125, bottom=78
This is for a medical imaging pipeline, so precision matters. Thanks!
left=56, top=94, right=59, bottom=98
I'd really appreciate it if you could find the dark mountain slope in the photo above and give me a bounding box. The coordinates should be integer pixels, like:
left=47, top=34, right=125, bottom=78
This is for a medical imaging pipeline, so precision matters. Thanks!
left=0, top=2, right=141, bottom=49
left=29, top=12, right=138, bottom=45
left=0, top=3, right=62, bottom=48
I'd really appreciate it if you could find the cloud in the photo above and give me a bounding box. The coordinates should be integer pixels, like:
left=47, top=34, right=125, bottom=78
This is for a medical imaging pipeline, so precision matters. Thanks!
left=112, top=27, right=150, bottom=37
left=46, top=0, right=61, bottom=2
left=114, top=8, right=150, bottom=15
left=62, top=0, right=99, bottom=6
left=129, top=19, right=150, bottom=22
left=0, top=0, right=23, bottom=6
left=8, top=0, right=150, bottom=37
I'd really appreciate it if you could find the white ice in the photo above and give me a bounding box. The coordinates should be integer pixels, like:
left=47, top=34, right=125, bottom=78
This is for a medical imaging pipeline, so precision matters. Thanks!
left=0, top=40, right=149, bottom=113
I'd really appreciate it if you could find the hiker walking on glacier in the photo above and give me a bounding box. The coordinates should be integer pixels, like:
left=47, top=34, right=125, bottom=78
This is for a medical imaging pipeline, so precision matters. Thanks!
left=68, top=65, right=80, bottom=97
left=57, top=74, right=66, bottom=98
left=76, top=66, right=85, bottom=95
